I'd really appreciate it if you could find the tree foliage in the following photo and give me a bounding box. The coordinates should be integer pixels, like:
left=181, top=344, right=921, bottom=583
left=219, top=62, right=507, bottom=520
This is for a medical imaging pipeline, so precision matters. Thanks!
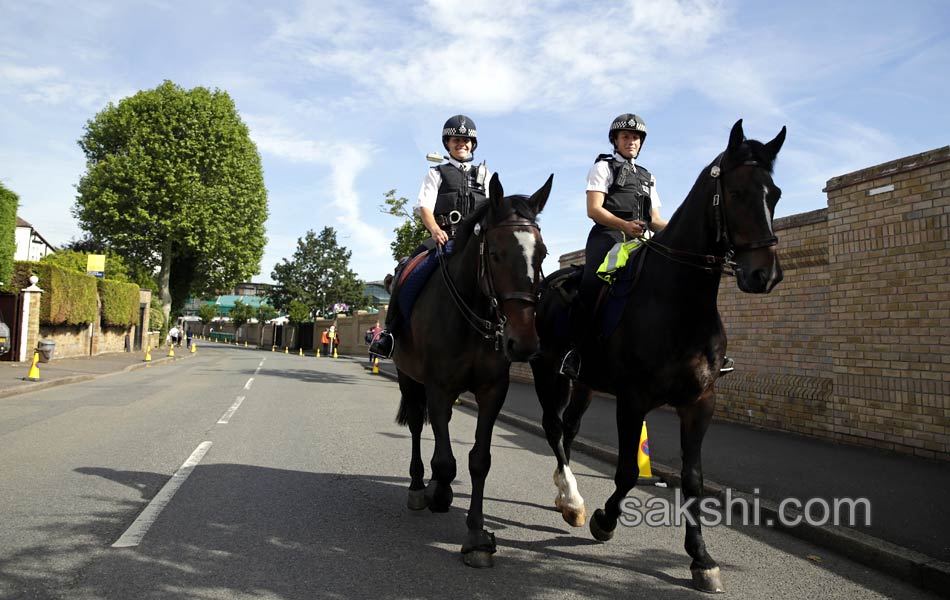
left=269, top=227, right=364, bottom=316
left=197, top=302, right=218, bottom=326
left=380, top=189, right=428, bottom=261
left=230, top=299, right=255, bottom=339
left=73, top=80, right=268, bottom=324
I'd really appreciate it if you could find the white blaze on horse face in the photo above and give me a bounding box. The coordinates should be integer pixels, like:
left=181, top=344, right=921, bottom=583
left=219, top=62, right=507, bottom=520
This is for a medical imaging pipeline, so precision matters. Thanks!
left=762, top=185, right=774, bottom=234
left=513, top=231, right=537, bottom=282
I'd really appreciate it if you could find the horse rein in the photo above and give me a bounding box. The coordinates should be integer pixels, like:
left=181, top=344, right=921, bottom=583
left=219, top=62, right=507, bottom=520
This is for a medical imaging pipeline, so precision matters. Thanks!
left=437, top=216, right=541, bottom=350
left=642, top=153, right=778, bottom=275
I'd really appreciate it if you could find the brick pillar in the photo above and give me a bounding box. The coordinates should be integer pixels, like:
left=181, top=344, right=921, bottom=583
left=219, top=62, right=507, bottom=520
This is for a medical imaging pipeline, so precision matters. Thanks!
left=19, top=276, right=43, bottom=362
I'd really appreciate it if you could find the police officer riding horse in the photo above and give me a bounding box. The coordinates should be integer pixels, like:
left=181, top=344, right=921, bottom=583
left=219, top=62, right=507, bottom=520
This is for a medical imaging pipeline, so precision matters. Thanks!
left=370, top=114, right=491, bottom=358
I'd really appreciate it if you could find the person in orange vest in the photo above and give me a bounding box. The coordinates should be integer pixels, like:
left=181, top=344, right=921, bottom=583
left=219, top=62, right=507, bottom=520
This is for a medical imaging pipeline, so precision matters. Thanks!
left=321, top=329, right=330, bottom=356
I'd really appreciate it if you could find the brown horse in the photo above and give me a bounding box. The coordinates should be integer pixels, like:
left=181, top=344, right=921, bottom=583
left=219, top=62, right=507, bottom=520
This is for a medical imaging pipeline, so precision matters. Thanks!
left=530, top=120, right=785, bottom=592
left=394, top=173, right=551, bottom=567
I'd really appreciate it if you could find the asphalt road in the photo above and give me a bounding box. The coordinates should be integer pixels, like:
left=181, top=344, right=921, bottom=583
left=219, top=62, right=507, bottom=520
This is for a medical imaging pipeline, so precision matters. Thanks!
left=0, top=346, right=938, bottom=599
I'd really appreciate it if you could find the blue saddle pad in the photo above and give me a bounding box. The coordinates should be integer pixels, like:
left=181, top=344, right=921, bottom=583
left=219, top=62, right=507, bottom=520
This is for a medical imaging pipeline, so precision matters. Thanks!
left=398, top=241, right=453, bottom=325
left=599, top=244, right=646, bottom=338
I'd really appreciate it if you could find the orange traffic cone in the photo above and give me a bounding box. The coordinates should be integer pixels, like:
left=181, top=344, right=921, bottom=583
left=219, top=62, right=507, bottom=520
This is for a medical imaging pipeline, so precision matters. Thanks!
left=637, top=422, right=660, bottom=484
left=24, top=352, right=41, bottom=381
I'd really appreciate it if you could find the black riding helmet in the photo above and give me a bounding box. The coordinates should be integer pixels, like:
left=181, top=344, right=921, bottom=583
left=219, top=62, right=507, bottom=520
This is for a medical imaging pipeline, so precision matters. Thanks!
left=608, top=113, right=647, bottom=149
left=442, top=114, right=478, bottom=152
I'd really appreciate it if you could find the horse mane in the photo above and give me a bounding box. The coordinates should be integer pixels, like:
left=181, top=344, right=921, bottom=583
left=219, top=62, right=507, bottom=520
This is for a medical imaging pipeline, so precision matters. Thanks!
left=451, top=195, right=537, bottom=254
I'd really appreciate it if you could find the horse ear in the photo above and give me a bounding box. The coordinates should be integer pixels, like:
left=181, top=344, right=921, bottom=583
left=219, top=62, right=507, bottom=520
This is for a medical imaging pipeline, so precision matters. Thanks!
left=728, top=119, right=745, bottom=153
left=528, top=174, right=553, bottom=215
left=489, top=172, right=504, bottom=210
left=764, top=126, right=787, bottom=160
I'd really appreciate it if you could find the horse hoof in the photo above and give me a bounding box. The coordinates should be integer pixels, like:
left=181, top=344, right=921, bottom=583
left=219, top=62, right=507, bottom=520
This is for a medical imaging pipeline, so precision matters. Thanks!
left=562, top=503, right=586, bottom=527
left=425, top=481, right=453, bottom=513
left=463, top=550, right=494, bottom=568
left=407, top=489, right=428, bottom=511
left=691, top=566, right=724, bottom=594
left=589, top=508, right=615, bottom=542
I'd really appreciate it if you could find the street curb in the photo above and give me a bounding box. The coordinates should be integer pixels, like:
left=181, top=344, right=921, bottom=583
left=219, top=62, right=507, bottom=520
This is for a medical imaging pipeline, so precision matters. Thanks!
left=363, top=361, right=950, bottom=598
left=0, top=355, right=186, bottom=400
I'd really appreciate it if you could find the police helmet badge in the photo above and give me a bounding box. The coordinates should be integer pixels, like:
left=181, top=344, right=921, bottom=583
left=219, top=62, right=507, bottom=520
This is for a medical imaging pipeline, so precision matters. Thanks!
left=458, top=121, right=467, bottom=135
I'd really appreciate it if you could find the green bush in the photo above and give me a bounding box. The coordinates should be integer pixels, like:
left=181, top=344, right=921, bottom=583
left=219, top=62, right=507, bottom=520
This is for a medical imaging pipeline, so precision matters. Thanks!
left=98, top=278, right=139, bottom=327
left=31, top=263, right=98, bottom=325
left=3, top=261, right=35, bottom=293
left=0, top=183, right=17, bottom=289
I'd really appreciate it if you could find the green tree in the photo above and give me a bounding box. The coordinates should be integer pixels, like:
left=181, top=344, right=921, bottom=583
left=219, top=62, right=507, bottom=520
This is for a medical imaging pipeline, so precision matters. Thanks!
left=73, top=79, right=268, bottom=327
left=230, top=299, right=256, bottom=343
left=270, top=227, right=364, bottom=317
left=197, top=302, right=218, bottom=335
left=380, top=189, right=428, bottom=261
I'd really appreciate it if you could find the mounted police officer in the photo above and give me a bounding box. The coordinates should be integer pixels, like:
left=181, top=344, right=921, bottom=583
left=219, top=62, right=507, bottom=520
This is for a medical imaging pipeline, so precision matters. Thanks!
left=559, top=113, right=667, bottom=379
left=370, top=114, right=492, bottom=359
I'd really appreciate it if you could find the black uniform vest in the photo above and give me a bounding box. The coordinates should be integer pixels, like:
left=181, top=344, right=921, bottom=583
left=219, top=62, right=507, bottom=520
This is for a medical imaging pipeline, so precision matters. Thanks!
left=596, top=154, right=653, bottom=223
left=433, top=163, right=488, bottom=220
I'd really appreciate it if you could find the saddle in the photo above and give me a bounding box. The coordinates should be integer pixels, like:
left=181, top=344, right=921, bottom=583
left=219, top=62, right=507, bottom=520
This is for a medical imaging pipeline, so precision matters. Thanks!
left=388, top=242, right=454, bottom=326
left=541, top=243, right=648, bottom=344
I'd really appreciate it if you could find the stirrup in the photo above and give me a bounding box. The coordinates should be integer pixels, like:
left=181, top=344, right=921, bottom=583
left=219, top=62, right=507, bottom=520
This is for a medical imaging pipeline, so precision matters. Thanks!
left=369, top=331, right=395, bottom=359
left=559, top=349, right=581, bottom=380
left=720, top=356, right=735, bottom=375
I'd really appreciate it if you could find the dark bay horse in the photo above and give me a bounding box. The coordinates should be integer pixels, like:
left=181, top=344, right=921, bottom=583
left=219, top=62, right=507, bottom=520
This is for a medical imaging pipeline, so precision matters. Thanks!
left=394, top=173, right=551, bottom=568
left=530, top=120, right=785, bottom=592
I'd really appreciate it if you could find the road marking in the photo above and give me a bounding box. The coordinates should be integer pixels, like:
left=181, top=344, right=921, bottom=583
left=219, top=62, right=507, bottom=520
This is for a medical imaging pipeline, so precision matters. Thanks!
left=243, top=378, right=254, bottom=390
left=254, top=359, right=264, bottom=375
left=218, top=396, right=246, bottom=424
left=112, top=441, right=213, bottom=548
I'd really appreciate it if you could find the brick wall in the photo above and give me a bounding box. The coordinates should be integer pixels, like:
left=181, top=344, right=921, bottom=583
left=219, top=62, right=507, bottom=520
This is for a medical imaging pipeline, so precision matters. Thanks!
left=545, top=146, right=949, bottom=461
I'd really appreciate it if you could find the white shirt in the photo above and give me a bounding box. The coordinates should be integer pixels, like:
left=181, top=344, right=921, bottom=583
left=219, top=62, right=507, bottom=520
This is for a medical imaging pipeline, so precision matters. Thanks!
left=585, top=152, right=661, bottom=209
left=414, top=157, right=493, bottom=215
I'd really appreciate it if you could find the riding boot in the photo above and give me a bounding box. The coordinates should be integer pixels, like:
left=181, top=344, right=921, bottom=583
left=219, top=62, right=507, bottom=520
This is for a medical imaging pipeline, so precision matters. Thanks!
left=720, top=356, right=735, bottom=375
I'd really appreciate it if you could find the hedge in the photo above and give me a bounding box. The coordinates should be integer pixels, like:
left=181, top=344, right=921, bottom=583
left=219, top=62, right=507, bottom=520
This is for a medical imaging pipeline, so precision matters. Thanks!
left=32, top=263, right=98, bottom=325
left=98, top=278, right=139, bottom=327
left=0, top=183, right=17, bottom=289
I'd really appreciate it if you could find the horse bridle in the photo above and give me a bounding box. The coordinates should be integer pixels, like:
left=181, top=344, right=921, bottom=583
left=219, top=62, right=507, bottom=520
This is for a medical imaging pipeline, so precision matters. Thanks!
left=438, top=214, right=541, bottom=350
left=642, top=153, right=778, bottom=275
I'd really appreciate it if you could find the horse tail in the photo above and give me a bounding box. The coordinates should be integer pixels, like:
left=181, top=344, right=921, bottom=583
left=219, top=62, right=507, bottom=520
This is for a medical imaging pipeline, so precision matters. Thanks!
left=395, top=387, right=428, bottom=426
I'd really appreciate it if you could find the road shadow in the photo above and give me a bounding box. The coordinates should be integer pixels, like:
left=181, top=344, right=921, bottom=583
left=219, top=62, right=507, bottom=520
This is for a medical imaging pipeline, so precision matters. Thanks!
left=0, top=463, right=718, bottom=599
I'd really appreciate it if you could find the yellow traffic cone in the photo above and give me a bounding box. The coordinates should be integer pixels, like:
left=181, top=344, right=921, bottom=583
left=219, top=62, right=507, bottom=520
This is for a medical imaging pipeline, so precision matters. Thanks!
left=316, top=348, right=321, bottom=358
left=333, top=347, right=338, bottom=359
left=298, top=347, right=303, bottom=356
left=168, top=345, right=175, bottom=357
left=372, top=358, right=379, bottom=373
left=144, top=346, right=152, bottom=362
left=24, top=352, right=41, bottom=381
left=190, top=342, right=196, bottom=354
left=244, top=341, right=248, bottom=347
left=637, top=422, right=660, bottom=484
left=271, top=345, right=275, bottom=352
left=284, top=347, right=288, bottom=353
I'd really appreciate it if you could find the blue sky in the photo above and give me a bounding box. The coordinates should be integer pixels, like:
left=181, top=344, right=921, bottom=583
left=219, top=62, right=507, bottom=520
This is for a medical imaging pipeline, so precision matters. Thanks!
left=1, top=0, right=948, bottom=284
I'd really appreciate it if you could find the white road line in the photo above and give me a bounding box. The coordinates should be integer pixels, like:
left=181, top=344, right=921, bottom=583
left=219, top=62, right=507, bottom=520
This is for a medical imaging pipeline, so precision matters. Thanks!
left=217, top=396, right=246, bottom=424
left=254, top=358, right=264, bottom=375
left=112, top=441, right=213, bottom=548
left=243, top=378, right=254, bottom=390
